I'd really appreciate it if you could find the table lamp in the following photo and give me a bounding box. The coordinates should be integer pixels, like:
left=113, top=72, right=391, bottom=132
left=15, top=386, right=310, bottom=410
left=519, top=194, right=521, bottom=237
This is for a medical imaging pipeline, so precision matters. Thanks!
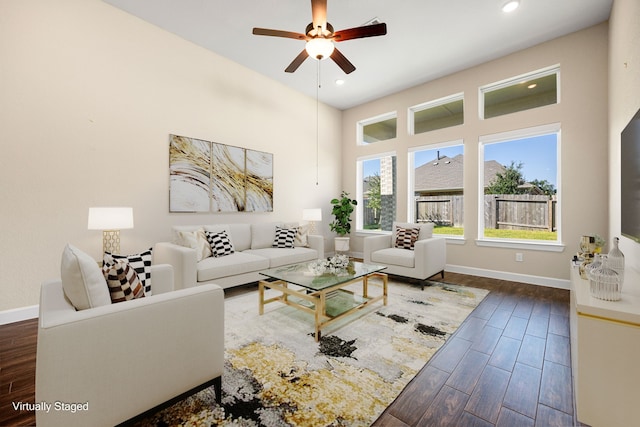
left=88, top=207, right=134, bottom=254
left=302, top=208, right=322, bottom=234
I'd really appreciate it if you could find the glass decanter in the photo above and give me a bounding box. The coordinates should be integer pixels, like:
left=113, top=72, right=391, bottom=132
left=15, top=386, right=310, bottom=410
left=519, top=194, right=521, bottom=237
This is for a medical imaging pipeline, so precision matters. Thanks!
left=589, top=256, right=622, bottom=301
left=607, top=237, right=625, bottom=287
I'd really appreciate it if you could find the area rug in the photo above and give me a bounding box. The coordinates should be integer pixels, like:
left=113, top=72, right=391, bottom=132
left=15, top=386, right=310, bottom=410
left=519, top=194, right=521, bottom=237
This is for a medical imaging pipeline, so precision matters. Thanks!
left=135, top=279, right=488, bottom=427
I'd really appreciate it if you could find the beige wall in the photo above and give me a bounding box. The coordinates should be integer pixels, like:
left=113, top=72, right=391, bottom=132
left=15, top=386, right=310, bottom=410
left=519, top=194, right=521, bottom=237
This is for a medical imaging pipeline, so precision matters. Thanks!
left=0, top=0, right=342, bottom=312
left=342, top=23, right=610, bottom=287
left=609, top=0, right=640, bottom=294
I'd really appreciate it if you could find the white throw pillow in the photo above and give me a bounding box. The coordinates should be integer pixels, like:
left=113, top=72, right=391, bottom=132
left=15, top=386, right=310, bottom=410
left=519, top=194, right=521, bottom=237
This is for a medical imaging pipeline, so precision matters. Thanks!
left=178, top=228, right=212, bottom=261
left=61, top=244, right=111, bottom=310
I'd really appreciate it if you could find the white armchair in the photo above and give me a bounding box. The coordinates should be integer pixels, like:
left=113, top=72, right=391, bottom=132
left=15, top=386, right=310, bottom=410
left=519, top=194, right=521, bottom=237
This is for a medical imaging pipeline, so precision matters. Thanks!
left=36, top=264, right=225, bottom=427
left=364, top=222, right=446, bottom=289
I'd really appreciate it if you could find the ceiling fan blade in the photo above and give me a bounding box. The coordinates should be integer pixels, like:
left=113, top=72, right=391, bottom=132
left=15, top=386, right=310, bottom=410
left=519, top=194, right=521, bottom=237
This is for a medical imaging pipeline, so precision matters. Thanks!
left=285, top=49, right=310, bottom=73
left=330, top=47, right=356, bottom=74
left=311, top=0, right=328, bottom=32
left=252, top=28, right=307, bottom=40
left=333, top=22, right=387, bottom=42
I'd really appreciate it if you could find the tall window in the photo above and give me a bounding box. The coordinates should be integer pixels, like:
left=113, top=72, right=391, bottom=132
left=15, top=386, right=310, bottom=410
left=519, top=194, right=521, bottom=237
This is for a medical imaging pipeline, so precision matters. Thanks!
left=358, top=112, right=397, bottom=144
left=409, top=142, right=464, bottom=236
left=479, top=124, right=560, bottom=242
left=357, top=154, right=397, bottom=231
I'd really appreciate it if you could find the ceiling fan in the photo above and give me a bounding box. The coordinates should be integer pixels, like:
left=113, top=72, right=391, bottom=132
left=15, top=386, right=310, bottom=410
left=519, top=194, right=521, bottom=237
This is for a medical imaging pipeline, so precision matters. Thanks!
left=252, top=0, right=387, bottom=74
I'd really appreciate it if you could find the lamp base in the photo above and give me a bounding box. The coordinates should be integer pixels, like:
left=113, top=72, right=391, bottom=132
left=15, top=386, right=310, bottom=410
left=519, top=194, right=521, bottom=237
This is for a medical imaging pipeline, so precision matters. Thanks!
left=103, top=230, right=121, bottom=254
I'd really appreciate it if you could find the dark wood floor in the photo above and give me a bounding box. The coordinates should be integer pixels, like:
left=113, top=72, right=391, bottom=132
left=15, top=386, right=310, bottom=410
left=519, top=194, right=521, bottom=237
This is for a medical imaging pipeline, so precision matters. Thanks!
left=374, top=271, right=580, bottom=427
left=0, top=272, right=579, bottom=427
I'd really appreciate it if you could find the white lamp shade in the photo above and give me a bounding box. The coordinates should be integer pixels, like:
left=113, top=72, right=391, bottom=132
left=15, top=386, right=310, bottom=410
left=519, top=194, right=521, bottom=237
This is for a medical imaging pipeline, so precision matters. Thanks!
left=88, top=207, right=134, bottom=230
left=302, top=208, right=322, bottom=222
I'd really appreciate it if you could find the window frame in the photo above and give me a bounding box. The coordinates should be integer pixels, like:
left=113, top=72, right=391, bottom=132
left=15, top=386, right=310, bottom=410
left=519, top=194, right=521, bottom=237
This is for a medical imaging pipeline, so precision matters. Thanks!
left=356, top=151, right=397, bottom=233
left=479, top=65, right=560, bottom=120
left=408, top=140, right=465, bottom=239
left=408, top=93, right=464, bottom=135
left=477, top=122, right=564, bottom=252
left=357, top=111, right=398, bottom=145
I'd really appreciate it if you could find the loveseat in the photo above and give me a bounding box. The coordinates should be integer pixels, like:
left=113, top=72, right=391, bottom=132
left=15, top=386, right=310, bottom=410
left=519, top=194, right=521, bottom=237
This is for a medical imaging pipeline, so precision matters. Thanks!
left=36, top=244, right=224, bottom=427
left=154, top=222, right=324, bottom=289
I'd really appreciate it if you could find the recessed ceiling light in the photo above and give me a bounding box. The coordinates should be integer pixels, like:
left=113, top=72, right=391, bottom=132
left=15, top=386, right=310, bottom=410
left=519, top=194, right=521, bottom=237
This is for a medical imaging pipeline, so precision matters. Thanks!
left=335, top=79, right=345, bottom=86
left=527, top=83, right=537, bottom=89
left=502, top=0, right=520, bottom=13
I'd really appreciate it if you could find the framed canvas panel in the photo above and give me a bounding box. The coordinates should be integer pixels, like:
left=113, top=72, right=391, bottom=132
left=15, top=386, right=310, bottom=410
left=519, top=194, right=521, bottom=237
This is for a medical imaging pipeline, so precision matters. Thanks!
left=211, top=142, right=246, bottom=212
left=169, top=135, right=211, bottom=212
left=245, top=149, right=273, bottom=212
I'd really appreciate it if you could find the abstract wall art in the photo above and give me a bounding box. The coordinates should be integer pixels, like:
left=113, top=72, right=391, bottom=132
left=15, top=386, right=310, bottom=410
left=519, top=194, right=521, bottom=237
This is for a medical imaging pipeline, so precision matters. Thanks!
left=169, top=134, right=273, bottom=213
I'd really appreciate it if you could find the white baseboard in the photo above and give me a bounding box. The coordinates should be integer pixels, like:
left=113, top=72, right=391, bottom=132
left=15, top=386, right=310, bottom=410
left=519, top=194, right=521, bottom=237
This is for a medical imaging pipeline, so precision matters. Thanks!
left=445, top=264, right=571, bottom=290
left=0, top=305, right=39, bottom=325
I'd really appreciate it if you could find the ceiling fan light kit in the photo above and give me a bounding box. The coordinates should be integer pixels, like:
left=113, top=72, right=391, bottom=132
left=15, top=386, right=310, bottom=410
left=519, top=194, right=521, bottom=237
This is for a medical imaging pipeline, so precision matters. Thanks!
left=252, top=0, right=387, bottom=74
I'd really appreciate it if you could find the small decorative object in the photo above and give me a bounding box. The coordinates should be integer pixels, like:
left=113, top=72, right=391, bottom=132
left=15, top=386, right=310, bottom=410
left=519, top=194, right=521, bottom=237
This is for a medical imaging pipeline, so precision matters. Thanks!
left=308, top=254, right=351, bottom=275
left=593, top=234, right=606, bottom=253
left=589, top=257, right=622, bottom=301
left=583, top=253, right=603, bottom=281
left=579, top=235, right=596, bottom=257
left=329, top=191, right=357, bottom=252
left=607, top=237, right=625, bottom=286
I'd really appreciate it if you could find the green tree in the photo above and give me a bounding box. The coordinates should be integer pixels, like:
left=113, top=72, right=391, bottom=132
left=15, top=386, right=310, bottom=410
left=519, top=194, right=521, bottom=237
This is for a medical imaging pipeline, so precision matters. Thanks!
left=486, top=161, right=526, bottom=194
left=529, top=179, right=556, bottom=196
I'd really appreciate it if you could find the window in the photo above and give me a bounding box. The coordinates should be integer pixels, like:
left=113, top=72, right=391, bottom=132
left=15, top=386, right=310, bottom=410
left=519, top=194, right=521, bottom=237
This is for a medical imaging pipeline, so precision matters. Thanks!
left=479, top=124, right=560, bottom=243
left=358, top=112, right=397, bottom=144
left=357, top=154, right=397, bottom=231
left=409, top=142, right=464, bottom=236
left=409, top=94, right=464, bottom=135
left=481, top=66, right=559, bottom=119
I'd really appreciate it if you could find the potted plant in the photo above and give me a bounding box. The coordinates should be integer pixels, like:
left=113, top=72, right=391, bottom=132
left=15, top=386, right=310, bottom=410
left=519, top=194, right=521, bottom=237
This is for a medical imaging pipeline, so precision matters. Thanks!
left=329, top=191, right=357, bottom=252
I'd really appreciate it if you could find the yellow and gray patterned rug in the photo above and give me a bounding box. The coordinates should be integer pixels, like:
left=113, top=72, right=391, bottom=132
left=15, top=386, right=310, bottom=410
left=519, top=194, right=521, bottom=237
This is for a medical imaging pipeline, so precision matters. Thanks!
left=137, top=278, right=488, bottom=427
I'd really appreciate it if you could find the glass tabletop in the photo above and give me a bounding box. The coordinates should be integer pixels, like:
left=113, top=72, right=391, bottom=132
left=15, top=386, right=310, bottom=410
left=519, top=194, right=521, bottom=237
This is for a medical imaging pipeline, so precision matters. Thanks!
left=260, top=260, right=386, bottom=291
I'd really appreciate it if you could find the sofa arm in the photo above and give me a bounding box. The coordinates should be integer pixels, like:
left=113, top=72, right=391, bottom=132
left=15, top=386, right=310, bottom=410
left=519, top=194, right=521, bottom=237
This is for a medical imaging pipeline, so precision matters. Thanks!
left=413, top=237, right=447, bottom=278
left=36, top=280, right=224, bottom=427
left=149, top=264, right=174, bottom=295
left=154, top=242, right=197, bottom=289
left=363, top=234, right=393, bottom=263
left=307, top=234, right=325, bottom=258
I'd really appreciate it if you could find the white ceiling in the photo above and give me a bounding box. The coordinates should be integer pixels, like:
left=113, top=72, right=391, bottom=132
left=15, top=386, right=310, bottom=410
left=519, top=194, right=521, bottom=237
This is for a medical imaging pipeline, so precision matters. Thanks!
left=102, top=0, right=612, bottom=110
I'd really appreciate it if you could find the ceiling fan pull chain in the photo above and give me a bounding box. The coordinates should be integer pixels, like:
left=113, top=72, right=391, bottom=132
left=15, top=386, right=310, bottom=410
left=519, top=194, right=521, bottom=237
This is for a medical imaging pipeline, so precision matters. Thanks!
left=316, top=60, right=320, bottom=186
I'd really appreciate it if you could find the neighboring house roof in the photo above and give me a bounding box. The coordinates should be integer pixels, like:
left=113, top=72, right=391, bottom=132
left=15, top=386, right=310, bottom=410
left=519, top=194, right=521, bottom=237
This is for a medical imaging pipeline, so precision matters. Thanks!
left=414, top=154, right=505, bottom=193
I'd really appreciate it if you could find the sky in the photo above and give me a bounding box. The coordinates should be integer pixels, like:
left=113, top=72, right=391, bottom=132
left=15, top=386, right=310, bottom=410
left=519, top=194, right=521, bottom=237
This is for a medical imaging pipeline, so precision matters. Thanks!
left=363, top=133, right=558, bottom=187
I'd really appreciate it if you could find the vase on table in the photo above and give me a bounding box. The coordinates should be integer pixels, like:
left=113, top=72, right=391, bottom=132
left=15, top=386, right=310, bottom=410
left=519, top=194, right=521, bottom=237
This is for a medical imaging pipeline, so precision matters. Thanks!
left=607, top=237, right=625, bottom=287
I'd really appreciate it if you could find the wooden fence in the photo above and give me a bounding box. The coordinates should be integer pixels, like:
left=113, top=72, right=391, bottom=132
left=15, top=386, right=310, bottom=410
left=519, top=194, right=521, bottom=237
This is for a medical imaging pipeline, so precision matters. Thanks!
left=414, top=194, right=557, bottom=231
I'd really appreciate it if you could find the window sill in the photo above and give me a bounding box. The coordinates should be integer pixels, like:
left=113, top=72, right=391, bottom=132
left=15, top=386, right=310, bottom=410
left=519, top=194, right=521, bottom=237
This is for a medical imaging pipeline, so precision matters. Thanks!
left=475, top=238, right=566, bottom=252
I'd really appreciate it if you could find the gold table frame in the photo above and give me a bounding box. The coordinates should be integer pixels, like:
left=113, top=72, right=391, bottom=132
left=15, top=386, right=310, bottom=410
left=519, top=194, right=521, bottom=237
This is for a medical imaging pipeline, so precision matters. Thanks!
left=259, top=270, right=388, bottom=342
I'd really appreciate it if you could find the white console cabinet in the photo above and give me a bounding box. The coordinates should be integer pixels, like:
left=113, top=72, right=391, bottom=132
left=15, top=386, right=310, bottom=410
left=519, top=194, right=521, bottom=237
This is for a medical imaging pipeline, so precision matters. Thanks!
left=570, top=265, right=640, bottom=427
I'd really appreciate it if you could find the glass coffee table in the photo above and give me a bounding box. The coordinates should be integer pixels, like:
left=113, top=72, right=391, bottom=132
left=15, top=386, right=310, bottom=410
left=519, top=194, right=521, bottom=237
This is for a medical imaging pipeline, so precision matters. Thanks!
left=259, top=260, right=388, bottom=341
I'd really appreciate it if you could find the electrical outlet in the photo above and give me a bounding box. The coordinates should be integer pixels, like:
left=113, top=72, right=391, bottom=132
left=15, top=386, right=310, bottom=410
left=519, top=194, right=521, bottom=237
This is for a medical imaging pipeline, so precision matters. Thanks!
left=516, top=253, right=524, bottom=262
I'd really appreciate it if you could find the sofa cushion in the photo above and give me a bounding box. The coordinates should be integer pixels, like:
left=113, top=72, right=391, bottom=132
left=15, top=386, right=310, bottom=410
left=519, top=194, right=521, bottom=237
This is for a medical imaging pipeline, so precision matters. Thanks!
left=273, top=226, right=297, bottom=248
left=393, top=222, right=434, bottom=240
left=205, top=230, right=235, bottom=257
left=244, top=247, right=318, bottom=268
left=61, top=244, right=111, bottom=310
left=395, top=227, right=420, bottom=250
left=285, top=222, right=310, bottom=247
left=371, top=247, right=416, bottom=268
left=104, top=248, right=153, bottom=296
left=251, top=222, right=283, bottom=249
left=197, top=252, right=269, bottom=282
left=177, top=228, right=212, bottom=261
left=102, top=260, right=145, bottom=303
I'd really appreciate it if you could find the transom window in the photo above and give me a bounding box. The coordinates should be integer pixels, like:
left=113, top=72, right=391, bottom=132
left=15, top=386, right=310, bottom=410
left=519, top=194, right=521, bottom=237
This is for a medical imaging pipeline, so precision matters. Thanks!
left=481, top=66, right=559, bottom=119
left=358, top=112, right=397, bottom=144
left=409, top=94, right=464, bottom=135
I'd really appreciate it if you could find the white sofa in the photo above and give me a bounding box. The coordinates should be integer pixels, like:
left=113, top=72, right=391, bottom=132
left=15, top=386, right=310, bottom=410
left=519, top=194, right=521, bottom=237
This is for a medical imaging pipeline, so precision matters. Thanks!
left=36, top=263, right=225, bottom=427
left=154, top=222, right=324, bottom=289
left=364, top=222, right=446, bottom=289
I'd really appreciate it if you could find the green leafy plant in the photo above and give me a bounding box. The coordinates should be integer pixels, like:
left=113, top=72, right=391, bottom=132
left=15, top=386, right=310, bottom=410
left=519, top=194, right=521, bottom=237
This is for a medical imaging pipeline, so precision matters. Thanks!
left=329, top=191, right=358, bottom=236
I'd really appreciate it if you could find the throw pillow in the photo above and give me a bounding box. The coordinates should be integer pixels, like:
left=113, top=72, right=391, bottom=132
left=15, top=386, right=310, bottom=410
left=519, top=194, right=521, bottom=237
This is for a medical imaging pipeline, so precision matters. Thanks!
left=272, top=226, right=297, bottom=248
left=102, top=260, right=145, bottom=303
left=395, top=227, right=421, bottom=250
left=61, top=244, right=111, bottom=310
left=205, top=230, right=235, bottom=257
left=104, top=248, right=153, bottom=296
left=294, top=223, right=310, bottom=247
left=177, top=228, right=212, bottom=261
